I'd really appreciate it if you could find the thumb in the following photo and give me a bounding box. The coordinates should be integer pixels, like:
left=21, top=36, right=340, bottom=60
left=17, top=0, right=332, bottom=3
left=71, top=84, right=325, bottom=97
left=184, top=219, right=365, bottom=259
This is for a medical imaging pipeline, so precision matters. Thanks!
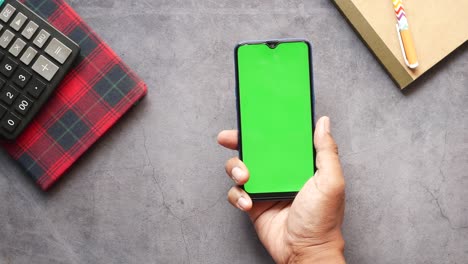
left=312, top=116, right=345, bottom=197
left=289, top=116, right=345, bottom=233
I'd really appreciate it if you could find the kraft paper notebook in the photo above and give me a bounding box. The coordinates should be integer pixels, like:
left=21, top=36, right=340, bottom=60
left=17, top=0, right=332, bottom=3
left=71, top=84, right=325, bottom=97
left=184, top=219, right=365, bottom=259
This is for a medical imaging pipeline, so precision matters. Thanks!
left=333, top=0, right=468, bottom=89
left=1, top=0, right=148, bottom=190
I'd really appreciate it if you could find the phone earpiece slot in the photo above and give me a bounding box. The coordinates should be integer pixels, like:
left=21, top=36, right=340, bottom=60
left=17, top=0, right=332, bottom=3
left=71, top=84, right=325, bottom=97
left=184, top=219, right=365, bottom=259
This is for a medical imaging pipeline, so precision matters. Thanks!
left=266, top=41, right=279, bottom=49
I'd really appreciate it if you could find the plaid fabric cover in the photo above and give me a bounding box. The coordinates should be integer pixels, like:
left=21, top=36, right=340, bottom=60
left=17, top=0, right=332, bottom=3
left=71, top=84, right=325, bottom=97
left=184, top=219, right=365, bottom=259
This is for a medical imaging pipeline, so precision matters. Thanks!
left=1, top=0, right=148, bottom=190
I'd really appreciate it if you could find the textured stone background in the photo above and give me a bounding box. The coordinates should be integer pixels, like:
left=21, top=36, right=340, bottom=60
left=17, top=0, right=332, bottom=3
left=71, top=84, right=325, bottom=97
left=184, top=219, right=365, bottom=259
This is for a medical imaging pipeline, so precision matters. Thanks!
left=0, top=0, right=467, bottom=263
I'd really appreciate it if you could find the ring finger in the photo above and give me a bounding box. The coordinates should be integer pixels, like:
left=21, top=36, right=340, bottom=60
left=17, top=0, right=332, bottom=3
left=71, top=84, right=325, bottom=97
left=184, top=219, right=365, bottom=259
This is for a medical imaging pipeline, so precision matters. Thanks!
left=228, top=186, right=253, bottom=211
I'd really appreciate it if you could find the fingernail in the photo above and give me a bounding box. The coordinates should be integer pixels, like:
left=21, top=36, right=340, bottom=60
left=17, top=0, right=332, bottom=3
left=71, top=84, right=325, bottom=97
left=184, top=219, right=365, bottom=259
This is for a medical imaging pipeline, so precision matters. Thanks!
left=321, top=116, right=331, bottom=135
left=237, top=196, right=249, bottom=211
left=231, top=167, right=244, bottom=184
left=323, top=116, right=331, bottom=133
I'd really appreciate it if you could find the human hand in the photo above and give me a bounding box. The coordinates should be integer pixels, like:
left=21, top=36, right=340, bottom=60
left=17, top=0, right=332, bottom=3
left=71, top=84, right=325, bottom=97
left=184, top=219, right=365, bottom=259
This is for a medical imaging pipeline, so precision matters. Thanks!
left=218, top=116, right=346, bottom=264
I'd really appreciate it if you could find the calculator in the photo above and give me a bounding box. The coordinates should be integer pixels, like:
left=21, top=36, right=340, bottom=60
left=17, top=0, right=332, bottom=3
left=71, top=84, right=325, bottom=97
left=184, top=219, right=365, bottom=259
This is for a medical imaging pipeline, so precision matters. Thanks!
left=0, top=0, right=80, bottom=140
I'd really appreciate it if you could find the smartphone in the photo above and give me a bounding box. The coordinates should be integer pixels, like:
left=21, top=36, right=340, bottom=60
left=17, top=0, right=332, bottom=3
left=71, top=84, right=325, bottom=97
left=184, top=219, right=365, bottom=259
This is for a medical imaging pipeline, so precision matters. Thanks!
left=235, top=39, right=315, bottom=200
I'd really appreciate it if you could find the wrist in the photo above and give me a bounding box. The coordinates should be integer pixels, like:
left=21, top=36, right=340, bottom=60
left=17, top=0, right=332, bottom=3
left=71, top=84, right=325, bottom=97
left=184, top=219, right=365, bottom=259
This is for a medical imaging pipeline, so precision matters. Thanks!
left=289, top=248, right=345, bottom=264
left=288, top=236, right=345, bottom=264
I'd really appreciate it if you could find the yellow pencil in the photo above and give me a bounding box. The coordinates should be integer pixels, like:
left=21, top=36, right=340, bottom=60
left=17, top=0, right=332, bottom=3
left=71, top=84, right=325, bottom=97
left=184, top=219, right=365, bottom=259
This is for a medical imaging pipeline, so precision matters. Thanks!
left=393, top=0, right=418, bottom=69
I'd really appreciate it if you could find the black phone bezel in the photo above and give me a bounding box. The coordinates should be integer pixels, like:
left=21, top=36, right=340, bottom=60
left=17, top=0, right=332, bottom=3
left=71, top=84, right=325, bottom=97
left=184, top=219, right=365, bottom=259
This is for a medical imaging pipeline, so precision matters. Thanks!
left=234, top=38, right=317, bottom=201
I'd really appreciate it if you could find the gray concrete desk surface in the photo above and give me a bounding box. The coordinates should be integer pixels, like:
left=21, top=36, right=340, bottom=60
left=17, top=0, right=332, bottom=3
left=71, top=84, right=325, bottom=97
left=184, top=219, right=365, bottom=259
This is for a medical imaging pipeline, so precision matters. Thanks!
left=0, top=0, right=467, bottom=263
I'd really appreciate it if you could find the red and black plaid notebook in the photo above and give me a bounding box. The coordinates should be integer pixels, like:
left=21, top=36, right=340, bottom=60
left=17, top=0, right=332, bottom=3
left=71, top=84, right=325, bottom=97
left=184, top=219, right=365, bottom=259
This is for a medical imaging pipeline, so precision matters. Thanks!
left=1, top=0, right=148, bottom=190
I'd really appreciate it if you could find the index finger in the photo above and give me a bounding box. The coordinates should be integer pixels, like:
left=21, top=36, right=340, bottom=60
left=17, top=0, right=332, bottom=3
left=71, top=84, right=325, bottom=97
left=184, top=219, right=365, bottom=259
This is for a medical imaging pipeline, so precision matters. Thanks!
left=217, top=130, right=238, bottom=150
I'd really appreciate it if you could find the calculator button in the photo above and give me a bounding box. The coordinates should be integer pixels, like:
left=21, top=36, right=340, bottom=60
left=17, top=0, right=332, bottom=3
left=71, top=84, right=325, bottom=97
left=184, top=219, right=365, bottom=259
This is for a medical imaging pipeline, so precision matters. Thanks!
left=45, top=38, right=72, bottom=64
left=0, top=85, right=19, bottom=105
left=12, top=67, right=32, bottom=88
left=0, top=30, right=14, bottom=48
left=0, top=105, right=6, bottom=118
left=0, top=25, right=3, bottom=31
left=21, top=21, right=38, bottom=40
left=8, top=38, right=26, bottom=57
left=10, top=12, right=27, bottom=31
left=20, top=46, right=37, bottom=65
left=0, top=4, right=16, bottom=23
left=1, top=112, right=20, bottom=132
left=32, top=55, right=58, bottom=81
left=26, top=78, right=46, bottom=98
left=33, top=29, right=50, bottom=48
left=0, top=57, right=18, bottom=77
left=0, top=78, right=5, bottom=89
left=14, top=95, right=33, bottom=116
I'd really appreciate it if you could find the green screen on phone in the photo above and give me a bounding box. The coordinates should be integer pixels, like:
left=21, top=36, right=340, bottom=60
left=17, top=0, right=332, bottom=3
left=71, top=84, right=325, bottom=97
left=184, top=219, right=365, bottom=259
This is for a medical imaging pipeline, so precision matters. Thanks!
left=236, top=40, right=314, bottom=196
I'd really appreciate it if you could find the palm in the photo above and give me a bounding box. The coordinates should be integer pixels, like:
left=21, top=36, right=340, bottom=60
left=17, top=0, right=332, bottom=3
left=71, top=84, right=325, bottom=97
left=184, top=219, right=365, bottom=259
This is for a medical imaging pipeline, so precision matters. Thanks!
left=249, top=201, right=292, bottom=263
left=248, top=175, right=345, bottom=264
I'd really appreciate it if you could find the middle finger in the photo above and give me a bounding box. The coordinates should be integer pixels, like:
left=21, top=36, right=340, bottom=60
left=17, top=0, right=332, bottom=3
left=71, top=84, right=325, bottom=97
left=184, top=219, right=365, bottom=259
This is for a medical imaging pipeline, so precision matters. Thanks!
left=225, top=157, right=249, bottom=185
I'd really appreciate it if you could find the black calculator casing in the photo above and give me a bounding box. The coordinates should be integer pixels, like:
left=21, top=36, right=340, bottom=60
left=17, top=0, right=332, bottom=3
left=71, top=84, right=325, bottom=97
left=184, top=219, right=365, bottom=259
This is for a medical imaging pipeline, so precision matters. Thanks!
left=0, top=0, right=80, bottom=140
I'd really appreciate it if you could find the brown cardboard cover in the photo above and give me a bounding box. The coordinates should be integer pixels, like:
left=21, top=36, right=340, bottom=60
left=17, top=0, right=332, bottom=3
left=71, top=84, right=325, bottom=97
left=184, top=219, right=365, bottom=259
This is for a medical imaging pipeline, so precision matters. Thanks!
left=334, top=0, right=468, bottom=89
